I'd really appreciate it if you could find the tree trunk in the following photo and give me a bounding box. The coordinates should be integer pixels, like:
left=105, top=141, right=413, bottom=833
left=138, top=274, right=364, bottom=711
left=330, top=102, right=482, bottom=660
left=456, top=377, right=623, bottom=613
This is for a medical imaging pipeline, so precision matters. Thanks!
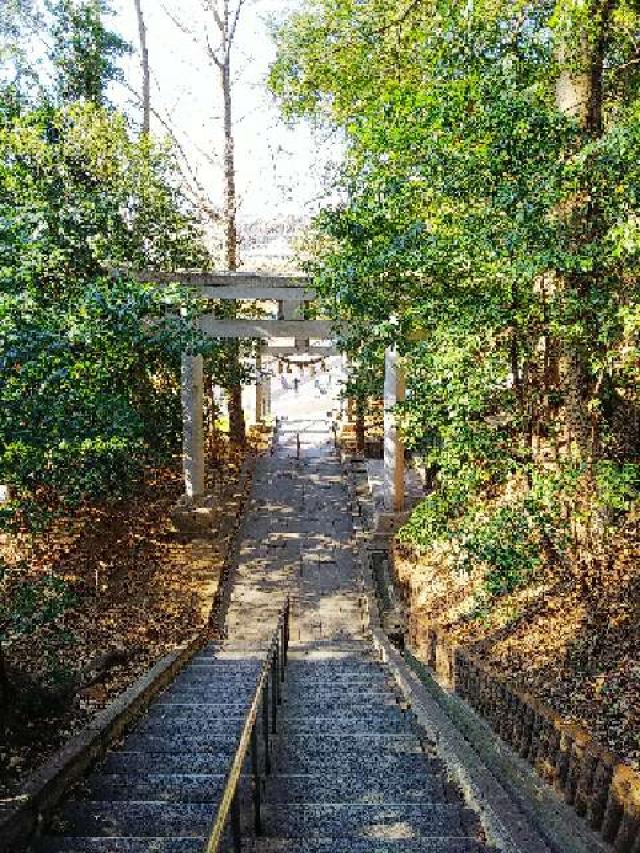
left=133, top=0, right=150, bottom=136
left=0, top=643, right=10, bottom=712
left=222, top=58, right=237, bottom=271
left=220, top=40, right=245, bottom=445
left=554, top=1, right=613, bottom=461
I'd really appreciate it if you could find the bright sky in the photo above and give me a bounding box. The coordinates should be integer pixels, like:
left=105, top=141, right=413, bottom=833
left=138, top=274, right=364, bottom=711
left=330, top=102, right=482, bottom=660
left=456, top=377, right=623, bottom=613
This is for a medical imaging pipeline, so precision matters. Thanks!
left=111, top=0, right=343, bottom=224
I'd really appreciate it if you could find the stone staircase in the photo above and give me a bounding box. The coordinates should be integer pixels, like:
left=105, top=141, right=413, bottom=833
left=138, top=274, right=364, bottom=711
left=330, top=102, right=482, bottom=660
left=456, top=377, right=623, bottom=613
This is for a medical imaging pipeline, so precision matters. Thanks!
left=34, top=419, right=498, bottom=852
left=242, top=638, right=495, bottom=853
left=35, top=644, right=264, bottom=852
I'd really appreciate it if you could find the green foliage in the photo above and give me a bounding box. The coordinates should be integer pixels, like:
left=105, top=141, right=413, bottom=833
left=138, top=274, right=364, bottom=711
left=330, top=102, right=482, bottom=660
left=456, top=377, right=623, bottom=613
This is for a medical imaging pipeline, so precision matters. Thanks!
left=272, top=0, right=640, bottom=607
left=463, top=506, right=541, bottom=597
left=400, top=485, right=541, bottom=598
left=0, top=559, right=76, bottom=637
left=49, top=0, right=130, bottom=105
left=0, top=99, right=217, bottom=526
left=595, top=461, right=640, bottom=514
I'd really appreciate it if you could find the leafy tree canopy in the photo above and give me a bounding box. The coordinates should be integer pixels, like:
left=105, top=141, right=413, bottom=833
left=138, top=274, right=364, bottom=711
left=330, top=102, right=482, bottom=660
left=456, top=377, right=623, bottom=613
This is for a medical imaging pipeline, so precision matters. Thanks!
left=271, top=0, right=640, bottom=598
left=0, top=100, right=220, bottom=529
left=48, top=0, right=130, bottom=105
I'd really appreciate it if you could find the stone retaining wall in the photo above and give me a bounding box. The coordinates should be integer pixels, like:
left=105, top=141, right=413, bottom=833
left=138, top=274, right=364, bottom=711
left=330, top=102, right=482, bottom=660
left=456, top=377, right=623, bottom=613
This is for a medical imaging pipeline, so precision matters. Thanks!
left=418, top=625, right=640, bottom=853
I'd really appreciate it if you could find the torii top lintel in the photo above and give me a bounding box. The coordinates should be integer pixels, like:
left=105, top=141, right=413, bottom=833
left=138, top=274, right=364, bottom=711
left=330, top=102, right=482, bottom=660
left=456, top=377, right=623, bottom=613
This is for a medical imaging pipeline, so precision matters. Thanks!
left=133, top=270, right=316, bottom=302
left=129, top=270, right=335, bottom=343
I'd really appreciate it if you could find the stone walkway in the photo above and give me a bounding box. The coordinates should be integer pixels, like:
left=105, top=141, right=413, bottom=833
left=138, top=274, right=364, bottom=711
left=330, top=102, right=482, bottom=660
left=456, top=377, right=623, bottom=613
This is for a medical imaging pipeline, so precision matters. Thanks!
left=230, top=419, right=495, bottom=852
left=36, top=417, right=496, bottom=852
left=226, top=417, right=364, bottom=645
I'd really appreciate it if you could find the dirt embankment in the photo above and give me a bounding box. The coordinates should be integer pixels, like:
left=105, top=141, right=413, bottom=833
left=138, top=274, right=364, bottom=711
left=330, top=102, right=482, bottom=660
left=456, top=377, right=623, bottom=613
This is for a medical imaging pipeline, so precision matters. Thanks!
left=394, top=524, right=640, bottom=771
left=0, top=428, right=271, bottom=797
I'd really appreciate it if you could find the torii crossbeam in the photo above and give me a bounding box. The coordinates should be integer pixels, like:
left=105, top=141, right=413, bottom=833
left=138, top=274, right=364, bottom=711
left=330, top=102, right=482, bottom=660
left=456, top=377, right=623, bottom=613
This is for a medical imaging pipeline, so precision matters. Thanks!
left=133, top=271, right=336, bottom=498
left=128, top=269, right=406, bottom=512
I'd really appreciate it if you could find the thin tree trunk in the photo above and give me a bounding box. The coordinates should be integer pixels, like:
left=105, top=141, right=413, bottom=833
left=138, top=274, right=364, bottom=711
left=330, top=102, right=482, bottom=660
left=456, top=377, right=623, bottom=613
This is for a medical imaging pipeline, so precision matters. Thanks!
left=0, top=643, right=10, bottom=711
left=222, top=58, right=237, bottom=271
left=554, top=1, right=615, bottom=605
left=220, top=30, right=245, bottom=445
left=133, top=0, right=150, bottom=136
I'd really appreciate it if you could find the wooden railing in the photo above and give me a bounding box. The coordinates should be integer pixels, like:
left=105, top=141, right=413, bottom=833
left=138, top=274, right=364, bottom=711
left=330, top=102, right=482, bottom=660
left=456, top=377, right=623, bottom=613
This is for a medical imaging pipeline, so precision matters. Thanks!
left=204, top=596, right=290, bottom=853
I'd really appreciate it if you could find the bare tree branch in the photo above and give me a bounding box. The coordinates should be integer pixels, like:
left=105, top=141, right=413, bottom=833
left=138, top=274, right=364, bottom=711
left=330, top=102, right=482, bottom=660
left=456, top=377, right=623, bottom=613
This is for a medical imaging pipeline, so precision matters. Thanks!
left=133, top=0, right=151, bottom=135
left=203, top=0, right=225, bottom=34
left=189, top=135, right=222, bottom=170
left=120, top=78, right=220, bottom=223
left=205, top=31, right=224, bottom=69
left=229, top=0, right=246, bottom=44
left=159, top=2, right=200, bottom=44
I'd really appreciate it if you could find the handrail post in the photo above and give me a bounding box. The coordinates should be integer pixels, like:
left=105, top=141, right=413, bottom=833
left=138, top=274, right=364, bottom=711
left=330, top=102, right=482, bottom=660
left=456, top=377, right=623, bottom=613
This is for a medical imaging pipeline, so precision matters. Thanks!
left=284, top=601, right=290, bottom=663
left=271, top=653, right=278, bottom=734
left=262, top=681, right=271, bottom=774
left=251, top=725, right=262, bottom=835
left=231, top=791, right=241, bottom=853
left=276, top=638, right=282, bottom=704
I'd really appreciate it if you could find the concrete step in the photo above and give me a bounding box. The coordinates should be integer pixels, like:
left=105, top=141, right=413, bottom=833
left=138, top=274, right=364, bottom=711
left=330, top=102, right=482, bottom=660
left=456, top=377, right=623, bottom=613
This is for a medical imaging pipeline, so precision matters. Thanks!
left=286, top=652, right=376, bottom=663
left=53, top=801, right=216, bottom=837
left=284, top=678, right=392, bottom=692
left=102, top=749, right=239, bottom=775
left=170, top=670, right=261, bottom=687
left=221, top=643, right=276, bottom=653
left=180, top=660, right=264, bottom=672
left=274, top=735, right=428, bottom=776
left=285, top=670, right=389, bottom=684
left=83, top=772, right=237, bottom=803
left=134, top=714, right=247, bottom=737
left=124, top=732, right=242, bottom=753
left=289, top=638, right=372, bottom=661
left=277, top=714, right=417, bottom=734
left=284, top=661, right=382, bottom=673
left=282, top=686, right=398, bottom=703
left=188, top=645, right=265, bottom=658
left=242, top=840, right=492, bottom=853
left=144, top=702, right=250, bottom=721
left=273, top=748, right=436, bottom=776
left=288, top=640, right=371, bottom=652
left=224, top=635, right=284, bottom=646
left=263, top=772, right=459, bottom=804
left=260, top=803, right=480, bottom=838
left=37, top=839, right=206, bottom=853
left=213, top=648, right=277, bottom=659
left=279, top=697, right=408, bottom=715
left=155, top=687, right=256, bottom=705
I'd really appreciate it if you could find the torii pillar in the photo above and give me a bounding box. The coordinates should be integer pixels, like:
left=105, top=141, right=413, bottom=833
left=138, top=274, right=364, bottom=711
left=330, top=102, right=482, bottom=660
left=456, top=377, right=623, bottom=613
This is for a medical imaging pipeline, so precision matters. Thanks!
left=383, top=347, right=405, bottom=512
left=181, top=352, right=205, bottom=499
left=254, top=343, right=271, bottom=423
left=279, top=296, right=308, bottom=352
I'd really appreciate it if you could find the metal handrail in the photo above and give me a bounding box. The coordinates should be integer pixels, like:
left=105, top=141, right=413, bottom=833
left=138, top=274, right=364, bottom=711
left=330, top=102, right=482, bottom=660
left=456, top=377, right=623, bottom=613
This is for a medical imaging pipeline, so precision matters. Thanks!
left=204, top=595, right=290, bottom=853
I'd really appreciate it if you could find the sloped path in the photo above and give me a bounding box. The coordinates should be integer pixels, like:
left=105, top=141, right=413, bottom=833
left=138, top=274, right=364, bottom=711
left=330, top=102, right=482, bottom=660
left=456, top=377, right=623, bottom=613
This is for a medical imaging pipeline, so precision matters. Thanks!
left=36, top=418, right=495, bottom=852
left=225, top=418, right=363, bottom=646
left=230, top=420, right=495, bottom=851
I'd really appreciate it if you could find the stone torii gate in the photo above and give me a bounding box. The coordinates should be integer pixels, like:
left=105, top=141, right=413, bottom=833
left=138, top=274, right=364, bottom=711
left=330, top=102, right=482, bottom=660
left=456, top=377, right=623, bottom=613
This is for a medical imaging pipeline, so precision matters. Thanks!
left=137, top=272, right=336, bottom=499
left=135, top=270, right=406, bottom=511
